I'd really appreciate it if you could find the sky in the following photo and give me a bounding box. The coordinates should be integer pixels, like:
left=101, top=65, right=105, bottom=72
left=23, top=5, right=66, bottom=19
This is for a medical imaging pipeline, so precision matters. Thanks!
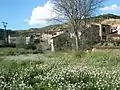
left=0, top=0, right=120, bottom=30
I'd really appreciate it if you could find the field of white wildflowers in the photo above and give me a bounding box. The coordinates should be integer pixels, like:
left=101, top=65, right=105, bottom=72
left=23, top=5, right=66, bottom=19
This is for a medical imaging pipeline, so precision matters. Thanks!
left=0, top=50, right=120, bottom=90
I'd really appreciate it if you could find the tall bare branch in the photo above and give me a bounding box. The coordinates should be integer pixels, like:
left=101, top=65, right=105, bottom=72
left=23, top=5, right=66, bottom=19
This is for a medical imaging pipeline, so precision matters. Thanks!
left=51, top=0, right=104, bottom=51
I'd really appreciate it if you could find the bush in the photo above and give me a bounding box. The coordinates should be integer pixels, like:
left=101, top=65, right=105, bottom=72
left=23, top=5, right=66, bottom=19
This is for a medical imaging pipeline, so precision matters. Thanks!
left=54, top=32, right=73, bottom=51
left=74, top=51, right=86, bottom=58
left=36, top=44, right=43, bottom=53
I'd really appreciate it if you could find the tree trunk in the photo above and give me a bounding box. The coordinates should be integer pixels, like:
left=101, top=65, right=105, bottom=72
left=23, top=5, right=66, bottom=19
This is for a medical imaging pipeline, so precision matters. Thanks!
left=75, top=35, right=79, bottom=51
left=81, top=34, right=84, bottom=51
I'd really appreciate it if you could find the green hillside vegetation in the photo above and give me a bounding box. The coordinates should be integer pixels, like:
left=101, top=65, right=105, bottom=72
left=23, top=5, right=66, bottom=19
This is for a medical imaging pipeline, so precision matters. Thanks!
left=95, top=14, right=120, bottom=19
left=91, top=14, right=120, bottom=23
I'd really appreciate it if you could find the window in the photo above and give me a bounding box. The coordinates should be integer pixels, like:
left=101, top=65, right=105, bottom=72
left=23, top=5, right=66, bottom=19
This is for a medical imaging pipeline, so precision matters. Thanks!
left=102, top=27, right=105, bottom=33
left=53, top=33, right=57, bottom=35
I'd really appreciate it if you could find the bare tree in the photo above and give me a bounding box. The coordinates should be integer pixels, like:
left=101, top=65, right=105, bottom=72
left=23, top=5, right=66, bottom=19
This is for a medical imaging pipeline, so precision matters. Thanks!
left=51, top=0, right=104, bottom=51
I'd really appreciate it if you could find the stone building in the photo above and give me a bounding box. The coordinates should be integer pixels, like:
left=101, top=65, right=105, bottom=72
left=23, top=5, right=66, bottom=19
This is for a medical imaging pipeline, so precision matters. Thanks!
left=51, top=24, right=111, bottom=51
left=92, top=23, right=111, bottom=41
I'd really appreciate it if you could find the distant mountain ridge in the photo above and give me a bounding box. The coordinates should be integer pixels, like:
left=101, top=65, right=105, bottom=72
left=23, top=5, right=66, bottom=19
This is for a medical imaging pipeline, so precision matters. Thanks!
left=95, top=14, right=120, bottom=19
left=91, top=14, right=120, bottom=23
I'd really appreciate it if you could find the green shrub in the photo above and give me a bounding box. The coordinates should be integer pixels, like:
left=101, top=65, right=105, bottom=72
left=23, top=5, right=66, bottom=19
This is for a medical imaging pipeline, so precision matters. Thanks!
left=74, top=51, right=86, bottom=58
left=0, top=57, right=4, bottom=62
left=35, top=44, right=44, bottom=53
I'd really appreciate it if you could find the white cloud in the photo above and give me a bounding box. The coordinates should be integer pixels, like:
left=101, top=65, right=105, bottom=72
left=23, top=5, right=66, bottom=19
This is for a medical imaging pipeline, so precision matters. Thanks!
left=26, top=1, right=56, bottom=26
left=100, top=4, right=120, bottom=15
left=100, top=4, right=120, bottom=11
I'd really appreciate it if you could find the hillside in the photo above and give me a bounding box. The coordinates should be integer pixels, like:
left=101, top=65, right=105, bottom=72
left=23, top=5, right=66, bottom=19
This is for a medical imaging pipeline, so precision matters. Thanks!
left=13, top=24, right=64, bottom=36
left=14, top=14, right=120, bottom=35
left=28, top=14, right=120, bottom=31
left=95, top=14, right=120, bottom=26
left=95, top=14, right=120, bottom=19
left=29, top=24, right=62, bottom=32
left=102, top=19, right=120, bottom=26
left=91, top=14, right=120, bottom=23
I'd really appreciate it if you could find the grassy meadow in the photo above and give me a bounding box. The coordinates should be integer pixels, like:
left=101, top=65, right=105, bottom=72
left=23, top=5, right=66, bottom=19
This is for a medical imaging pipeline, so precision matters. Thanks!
left=0, top=48, right=120, bottom=90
